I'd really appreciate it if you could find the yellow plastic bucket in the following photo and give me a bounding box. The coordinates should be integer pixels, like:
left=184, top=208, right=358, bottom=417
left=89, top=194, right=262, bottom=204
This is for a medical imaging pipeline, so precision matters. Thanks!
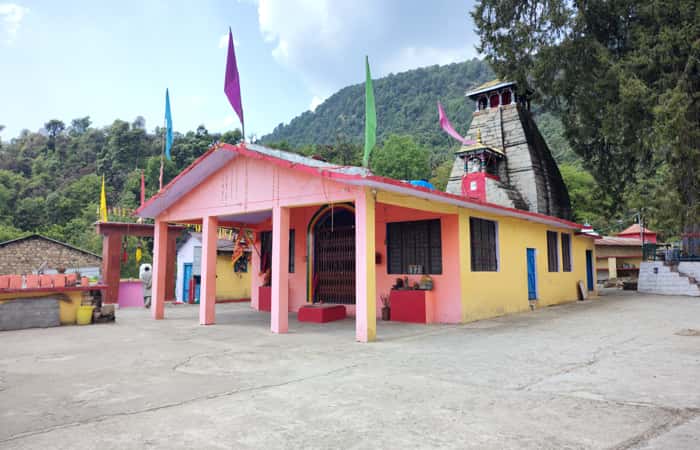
left=76, top=305, right=94, bottom=325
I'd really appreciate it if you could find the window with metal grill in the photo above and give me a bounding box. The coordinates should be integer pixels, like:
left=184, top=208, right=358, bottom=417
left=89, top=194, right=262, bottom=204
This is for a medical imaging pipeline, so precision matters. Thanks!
left=288, top=229, right=295, bottom=273
left=547, top=231, right=559, bottom=272
left=469, top=217, right=498, bottom=272
left=259, top=230, right=295, bottom=273
left=386, top=219, right=442, bottom=274
left=561, top=233, right=572, bottom=272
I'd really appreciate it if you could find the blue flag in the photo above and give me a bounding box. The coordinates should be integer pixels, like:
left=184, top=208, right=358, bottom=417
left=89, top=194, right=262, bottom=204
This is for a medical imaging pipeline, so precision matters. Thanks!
left=164, top=88, right=173, bottom=160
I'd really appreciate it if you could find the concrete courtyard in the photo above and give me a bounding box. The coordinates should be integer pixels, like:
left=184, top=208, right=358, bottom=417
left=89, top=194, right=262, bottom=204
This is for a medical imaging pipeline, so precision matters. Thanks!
left=0, top=290, right=699, bottom=449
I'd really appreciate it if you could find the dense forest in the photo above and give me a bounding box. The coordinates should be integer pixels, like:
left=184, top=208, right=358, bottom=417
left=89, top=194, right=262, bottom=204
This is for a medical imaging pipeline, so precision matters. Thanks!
left=0, top=119, right=241, bottom=275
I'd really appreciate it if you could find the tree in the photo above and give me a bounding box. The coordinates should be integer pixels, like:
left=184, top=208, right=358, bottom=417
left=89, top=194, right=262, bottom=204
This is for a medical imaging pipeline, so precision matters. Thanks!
left=371, top=135, right=430, bottom=180
left=44, top=119, right=65, bottom=151
left=70, top=117, right=91, bottom=135
left=472, top=0, right=700, bottom=234
left=559, top=164, right=613, bottom=229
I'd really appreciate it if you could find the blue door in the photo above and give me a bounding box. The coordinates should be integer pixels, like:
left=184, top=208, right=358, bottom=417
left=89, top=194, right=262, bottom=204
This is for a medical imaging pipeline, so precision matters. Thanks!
left=183, top=263, right=192, bottom=302
left=526, top=248, right=537, bottom=300
left=586, top=250, right=594, bottom=291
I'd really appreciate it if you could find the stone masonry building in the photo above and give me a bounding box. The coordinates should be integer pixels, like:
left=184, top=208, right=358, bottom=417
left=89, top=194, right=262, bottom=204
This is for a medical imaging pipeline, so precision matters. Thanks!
left=446, top=80, right=572, bottom=220
left=0, top=234, right=101, bottom=275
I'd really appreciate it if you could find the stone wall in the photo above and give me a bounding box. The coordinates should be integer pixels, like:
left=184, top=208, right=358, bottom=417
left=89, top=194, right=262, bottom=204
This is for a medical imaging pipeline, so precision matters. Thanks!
left=0, top=236, right=101, bottom=275
left=678, top=262, right=700, bottom=280
left=638, top=262, right=700, bottom=296
left=445, top=103, right=572, bottom=220
left=0, top=297, right=61, bottom=331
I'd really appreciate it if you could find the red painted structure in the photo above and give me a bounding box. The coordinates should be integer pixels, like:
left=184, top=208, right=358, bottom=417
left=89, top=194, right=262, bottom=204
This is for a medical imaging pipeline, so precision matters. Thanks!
left=389, top=290, right=436, bottom=324
left=258, top=286, right=271, bottom=312
left=616, top=224, right=657, bottom=244
left=0, top=283, right=107, bottom=295
left=297, top=304, right=347, bottom=323
left=96, top=222, right=184, bottom=304
left=461, top=172, right=499, bottom=202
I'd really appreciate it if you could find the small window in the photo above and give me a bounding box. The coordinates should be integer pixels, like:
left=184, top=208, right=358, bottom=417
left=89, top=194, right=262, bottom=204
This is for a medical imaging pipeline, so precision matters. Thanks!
left=489, top=94, right=500, bottom=108
left=501, top=90, right=512, bottom=105
left=547, top=231, right=559, bottom=272
left=387, top=219, right=442, bottom=274
left=259, top=229, right=295, bottom=273
left=561, top=233, right=572, bottom=272
left=288, top=229, right=295, bottom=273
left=470, top=217, right=498, bottom=272
left=234, top=252, right=250, bottom=273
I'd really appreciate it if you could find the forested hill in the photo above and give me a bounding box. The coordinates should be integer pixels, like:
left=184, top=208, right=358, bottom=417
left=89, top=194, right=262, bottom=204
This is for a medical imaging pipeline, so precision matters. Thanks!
left=261, top=58, right=578, bottom=164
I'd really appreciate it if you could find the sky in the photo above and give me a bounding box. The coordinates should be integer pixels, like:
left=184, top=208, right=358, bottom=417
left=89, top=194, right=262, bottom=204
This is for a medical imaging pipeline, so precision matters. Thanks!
left=0, top=0, right=479, bottom=141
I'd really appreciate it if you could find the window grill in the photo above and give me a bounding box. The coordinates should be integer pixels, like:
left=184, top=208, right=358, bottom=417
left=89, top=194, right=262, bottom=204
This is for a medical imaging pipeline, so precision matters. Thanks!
left=259, top=229, right=295, bottom=274
left=561, top=233, right=572, bottom=272
left=386, top=219, right=442, bottom=274
left=547, top=231, right=559, bottom=272
left=470, top=217, right=498, bottom=272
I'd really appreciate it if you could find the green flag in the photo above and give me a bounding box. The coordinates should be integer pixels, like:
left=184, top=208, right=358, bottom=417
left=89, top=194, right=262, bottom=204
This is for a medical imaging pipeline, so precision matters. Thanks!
left=363, top=55, right=376, bottom=168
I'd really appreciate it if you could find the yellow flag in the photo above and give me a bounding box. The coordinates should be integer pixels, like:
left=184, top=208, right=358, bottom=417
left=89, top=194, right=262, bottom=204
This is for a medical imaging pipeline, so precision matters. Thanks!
left=100, top=175, right=108, bottom=222
left=135, top=245, right=142, bottom=263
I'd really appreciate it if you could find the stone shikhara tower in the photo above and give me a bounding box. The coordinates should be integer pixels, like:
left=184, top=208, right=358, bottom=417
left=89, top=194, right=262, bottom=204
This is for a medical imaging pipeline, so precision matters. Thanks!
left=446, top=80, right=572, bottom=220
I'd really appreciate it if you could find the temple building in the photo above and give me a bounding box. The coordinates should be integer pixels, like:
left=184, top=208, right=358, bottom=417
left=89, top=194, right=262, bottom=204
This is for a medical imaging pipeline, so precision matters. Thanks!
left=136, top=142, right=596, bottom=343
left=446, top=80, right=572, bottom=220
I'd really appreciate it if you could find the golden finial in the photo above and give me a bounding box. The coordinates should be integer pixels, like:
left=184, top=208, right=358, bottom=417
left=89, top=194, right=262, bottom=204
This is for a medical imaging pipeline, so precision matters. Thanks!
left=476, top=128, right=482, bottom=143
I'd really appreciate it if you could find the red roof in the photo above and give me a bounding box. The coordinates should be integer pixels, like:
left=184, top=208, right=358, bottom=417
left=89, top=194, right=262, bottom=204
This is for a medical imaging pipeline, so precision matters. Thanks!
left=136, top=142, right=587, bottom=232
left=617, top=224, right=655, bottom=236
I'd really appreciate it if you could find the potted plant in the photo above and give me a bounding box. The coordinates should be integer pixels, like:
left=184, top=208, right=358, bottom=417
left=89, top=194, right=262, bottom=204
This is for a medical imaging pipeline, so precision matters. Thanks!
left=380, top=293, right=391, bottom=321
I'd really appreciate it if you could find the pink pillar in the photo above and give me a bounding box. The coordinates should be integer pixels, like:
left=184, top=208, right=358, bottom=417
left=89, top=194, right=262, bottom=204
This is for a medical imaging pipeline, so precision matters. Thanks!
left=355, top=188, right=377, bottom=342
left=151, top=220, right=168, bottom=319
left=200, top=215, right=218, bottom=325
left=271, top=206, right=290, bottom=333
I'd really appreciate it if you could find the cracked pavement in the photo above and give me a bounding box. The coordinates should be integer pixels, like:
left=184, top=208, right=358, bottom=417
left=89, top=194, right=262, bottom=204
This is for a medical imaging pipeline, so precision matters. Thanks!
left=0, top=290, right=698, bottom=449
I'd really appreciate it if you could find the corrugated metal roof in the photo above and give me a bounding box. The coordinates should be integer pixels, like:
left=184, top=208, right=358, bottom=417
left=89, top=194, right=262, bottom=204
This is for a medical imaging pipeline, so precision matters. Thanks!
left=0, top=234, right=101, bottom=259
left=187, top=233, right=237, bottom=252
left=136, top=142, right=586, bottom=232
left=617, top=224, right=655, bottom=236
left=596, top=236, right=643, bottom=246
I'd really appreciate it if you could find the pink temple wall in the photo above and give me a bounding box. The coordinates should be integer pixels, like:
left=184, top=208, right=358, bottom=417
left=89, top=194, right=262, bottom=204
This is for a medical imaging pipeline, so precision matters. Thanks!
left=159, top=154, right=462, bottom=323
left=251, top=203, right=463, bottom=323
left=161, top=156, right=359, bottom=223
left=374, top=204, right=462, bottom=323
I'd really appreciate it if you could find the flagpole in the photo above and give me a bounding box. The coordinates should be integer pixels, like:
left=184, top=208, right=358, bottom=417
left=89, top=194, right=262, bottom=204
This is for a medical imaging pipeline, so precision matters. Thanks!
left=159, top=116, right=165, bottom=191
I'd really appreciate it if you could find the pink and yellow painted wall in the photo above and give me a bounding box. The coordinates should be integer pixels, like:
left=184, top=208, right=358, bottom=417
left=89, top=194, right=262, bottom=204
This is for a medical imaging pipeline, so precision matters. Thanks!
left=147, top=147, right=595, bottom=340
left=247, top=189, right=595, bottom=324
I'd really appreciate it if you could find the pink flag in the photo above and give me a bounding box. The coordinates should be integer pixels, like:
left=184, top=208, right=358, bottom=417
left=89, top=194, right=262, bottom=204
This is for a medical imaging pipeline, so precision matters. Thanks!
left=224, top=28, right=244, bottom=138
left=438, top=101, right=475, bottom=145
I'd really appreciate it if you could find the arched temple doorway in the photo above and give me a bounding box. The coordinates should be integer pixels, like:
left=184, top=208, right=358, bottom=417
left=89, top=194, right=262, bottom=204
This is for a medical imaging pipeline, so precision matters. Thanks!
left=307, top=204, right=356, bottom=304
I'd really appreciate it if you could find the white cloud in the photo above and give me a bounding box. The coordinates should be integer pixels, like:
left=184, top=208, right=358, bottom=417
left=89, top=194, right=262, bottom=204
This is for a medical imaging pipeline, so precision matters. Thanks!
left=256, top=0, right=478, bottom=100
left=0, top=3, right=29, bottom=45
left=381, top=46, right=472, bottom=75
left=309, top=95, right=324, bottom=112
left=218, top=33, right=240, bottom=49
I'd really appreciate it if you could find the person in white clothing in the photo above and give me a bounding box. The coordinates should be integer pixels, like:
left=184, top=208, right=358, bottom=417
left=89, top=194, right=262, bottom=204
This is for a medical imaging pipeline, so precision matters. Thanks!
left=139, top=263, right=153, bottom=308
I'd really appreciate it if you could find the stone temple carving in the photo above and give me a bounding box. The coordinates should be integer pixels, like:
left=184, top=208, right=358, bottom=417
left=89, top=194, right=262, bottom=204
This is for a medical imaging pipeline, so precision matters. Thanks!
left=446, top=80, right=572, bottom=220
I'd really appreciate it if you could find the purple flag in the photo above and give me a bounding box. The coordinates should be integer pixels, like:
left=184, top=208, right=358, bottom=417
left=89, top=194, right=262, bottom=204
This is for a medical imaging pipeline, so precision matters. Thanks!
left=224, top=28, right=244, bottom=136
left=438, top=101, right=475, bottom=145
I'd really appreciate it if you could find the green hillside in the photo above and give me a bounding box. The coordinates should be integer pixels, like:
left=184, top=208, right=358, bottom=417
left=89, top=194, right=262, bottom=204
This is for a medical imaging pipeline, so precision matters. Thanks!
left=262, top=58, right=579, bottom=164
